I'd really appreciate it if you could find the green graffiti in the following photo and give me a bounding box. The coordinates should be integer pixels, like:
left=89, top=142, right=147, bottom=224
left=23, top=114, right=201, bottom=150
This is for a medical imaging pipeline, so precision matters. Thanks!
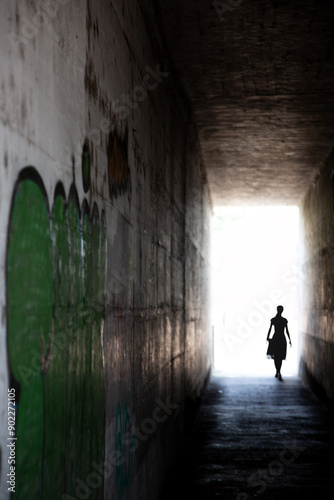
left=7, top=176, right=53, bottom=499
left=67, top=192, right=85, bottom=494
left=91, top=206, right=106, bottom=500
left=81, top=206, right=94, bottom=486
left=7, top=171, right=107, bottom=499
left=44, top=188, right=68, bottom=497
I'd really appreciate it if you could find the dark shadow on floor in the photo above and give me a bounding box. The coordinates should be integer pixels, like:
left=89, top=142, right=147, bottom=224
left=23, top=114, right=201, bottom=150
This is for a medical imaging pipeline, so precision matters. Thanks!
left=160, top=372, right=334, bottom=500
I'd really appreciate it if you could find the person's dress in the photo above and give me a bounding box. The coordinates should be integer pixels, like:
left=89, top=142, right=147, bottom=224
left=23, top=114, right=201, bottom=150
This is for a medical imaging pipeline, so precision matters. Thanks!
left=266, top=316, right=288, bottom=360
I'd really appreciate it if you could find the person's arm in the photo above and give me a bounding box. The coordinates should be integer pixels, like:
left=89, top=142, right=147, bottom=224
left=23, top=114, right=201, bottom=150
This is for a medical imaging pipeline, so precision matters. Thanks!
left=286, top=322, right=292, bottom=346
left=266, top=322, right=272, bottom=342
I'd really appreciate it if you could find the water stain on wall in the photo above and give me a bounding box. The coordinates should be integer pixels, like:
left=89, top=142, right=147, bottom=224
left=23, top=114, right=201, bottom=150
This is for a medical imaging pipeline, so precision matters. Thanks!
left=107, top=130, right=131, bottom=200
left=6, top=167, right=107, bottom=499
left=82, top=138, right=91, bottom=193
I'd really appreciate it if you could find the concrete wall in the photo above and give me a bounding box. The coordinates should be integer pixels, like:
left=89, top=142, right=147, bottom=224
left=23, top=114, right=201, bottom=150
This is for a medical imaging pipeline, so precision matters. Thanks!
left=0, top=1, right=212, bottom=498
left=299, top=148, right=334, bottom=407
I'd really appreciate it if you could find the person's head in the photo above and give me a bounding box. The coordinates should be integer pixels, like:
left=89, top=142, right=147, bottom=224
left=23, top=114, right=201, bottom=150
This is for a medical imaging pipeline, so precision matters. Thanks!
left=277, top=305, right=284, bottom=315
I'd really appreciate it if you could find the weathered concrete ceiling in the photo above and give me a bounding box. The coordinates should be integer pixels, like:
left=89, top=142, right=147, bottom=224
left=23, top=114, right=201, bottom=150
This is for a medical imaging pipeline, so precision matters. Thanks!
left=158, top=0, right=334, bottom=205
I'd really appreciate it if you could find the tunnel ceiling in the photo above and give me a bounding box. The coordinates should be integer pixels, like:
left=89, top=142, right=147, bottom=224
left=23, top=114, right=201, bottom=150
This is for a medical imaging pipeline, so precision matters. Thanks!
left=157, top=0, right=334, bottom=205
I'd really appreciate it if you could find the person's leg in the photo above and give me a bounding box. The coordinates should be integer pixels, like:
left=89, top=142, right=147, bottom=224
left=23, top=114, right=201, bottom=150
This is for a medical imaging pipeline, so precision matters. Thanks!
left=274, top=358, right=282, bottom=377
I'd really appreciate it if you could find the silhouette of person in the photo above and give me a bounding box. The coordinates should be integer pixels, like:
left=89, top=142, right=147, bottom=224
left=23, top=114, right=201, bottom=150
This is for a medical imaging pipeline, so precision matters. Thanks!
left=266, top=305, right=292, bottom=381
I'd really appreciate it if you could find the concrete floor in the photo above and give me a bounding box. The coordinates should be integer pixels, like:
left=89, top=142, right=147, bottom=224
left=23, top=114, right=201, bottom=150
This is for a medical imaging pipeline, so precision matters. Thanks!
left=161, top=372, right=334, bottom=500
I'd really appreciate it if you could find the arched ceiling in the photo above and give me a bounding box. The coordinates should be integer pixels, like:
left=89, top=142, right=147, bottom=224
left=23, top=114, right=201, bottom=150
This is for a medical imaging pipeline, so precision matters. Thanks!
left=158, top=0, right=334, bottom=205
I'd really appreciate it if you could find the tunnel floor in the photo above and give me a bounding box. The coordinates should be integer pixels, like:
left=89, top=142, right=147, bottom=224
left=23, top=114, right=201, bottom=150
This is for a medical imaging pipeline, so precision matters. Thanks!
left=160, top=372, right=334, bottom=500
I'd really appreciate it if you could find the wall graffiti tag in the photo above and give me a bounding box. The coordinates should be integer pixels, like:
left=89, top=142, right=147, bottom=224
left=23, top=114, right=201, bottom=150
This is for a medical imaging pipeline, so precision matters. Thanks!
left=6, top=166, right=106, bottom=499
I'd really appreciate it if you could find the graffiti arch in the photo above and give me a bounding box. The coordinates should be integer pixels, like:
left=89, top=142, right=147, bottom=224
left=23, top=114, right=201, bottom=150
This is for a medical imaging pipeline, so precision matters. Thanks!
left=6, top=167, right=106, bottom=499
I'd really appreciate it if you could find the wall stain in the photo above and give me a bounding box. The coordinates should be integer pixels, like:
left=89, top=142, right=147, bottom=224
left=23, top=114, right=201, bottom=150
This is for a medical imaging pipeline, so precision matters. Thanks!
left=86, top=0, right=93, bottom=51
left=82, top=138, right=91, bottom=193
left=21, top=98, right=27, bottom=123
left=85, top=58, right=99, bottom=102
left=107, top=130, right=131, bottom=200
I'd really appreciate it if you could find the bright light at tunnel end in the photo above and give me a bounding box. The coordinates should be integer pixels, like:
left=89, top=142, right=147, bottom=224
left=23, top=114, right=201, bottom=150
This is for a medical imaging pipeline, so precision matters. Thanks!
left=211, top=205, right=300, bottom=378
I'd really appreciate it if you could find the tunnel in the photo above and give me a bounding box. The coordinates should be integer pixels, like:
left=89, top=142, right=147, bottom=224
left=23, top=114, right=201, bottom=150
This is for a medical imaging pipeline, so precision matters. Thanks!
left=0, top=0, right=333, bottom=499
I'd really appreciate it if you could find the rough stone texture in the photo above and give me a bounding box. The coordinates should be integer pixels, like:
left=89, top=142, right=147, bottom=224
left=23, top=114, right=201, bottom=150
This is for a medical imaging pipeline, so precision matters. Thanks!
left=299, top=148, right=334, bottom=406
left=158, top=0, right=334, bottom=205
left=0, top=1, right=211, bottom=499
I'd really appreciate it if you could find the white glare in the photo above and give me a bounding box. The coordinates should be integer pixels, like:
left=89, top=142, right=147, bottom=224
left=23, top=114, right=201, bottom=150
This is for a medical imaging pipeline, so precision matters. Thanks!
left=211, top=206, right=300, bottom=377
